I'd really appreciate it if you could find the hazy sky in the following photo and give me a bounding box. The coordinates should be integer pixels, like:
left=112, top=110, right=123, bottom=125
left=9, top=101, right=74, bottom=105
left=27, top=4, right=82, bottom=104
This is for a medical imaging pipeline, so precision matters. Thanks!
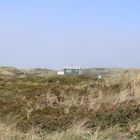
left=0, top=0, right=140, bottom=69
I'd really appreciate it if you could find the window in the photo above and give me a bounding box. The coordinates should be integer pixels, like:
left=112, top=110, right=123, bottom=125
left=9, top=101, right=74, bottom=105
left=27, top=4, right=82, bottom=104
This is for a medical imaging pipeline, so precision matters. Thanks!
left=75, top=69, right=79, bottom=72
left=66, top=69, right=72, bottom=73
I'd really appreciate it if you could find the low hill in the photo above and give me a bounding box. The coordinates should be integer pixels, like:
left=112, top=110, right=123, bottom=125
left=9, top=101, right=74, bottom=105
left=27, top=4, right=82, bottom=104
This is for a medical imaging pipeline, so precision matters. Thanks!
left=0, top=67, right=22, bottom=78
left=82, top=68, right=138, bottom=77
left=0, top=67, right=56, bottom=78
left=20, top=68, right=56, bottom=77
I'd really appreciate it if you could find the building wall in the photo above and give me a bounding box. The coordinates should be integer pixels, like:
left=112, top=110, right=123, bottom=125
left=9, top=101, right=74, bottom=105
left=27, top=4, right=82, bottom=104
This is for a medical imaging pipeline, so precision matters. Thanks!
left=64, top=69, right=81, bottom=75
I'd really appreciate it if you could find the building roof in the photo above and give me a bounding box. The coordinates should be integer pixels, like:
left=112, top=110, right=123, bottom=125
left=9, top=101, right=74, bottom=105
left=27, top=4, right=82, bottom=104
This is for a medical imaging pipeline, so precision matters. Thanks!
left=64, top=66, right=81, bottom=70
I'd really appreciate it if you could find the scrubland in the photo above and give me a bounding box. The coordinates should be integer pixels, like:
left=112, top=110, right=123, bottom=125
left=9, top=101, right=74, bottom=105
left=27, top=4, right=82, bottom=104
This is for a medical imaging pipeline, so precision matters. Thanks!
left=0, top=70, right=140, bottom=139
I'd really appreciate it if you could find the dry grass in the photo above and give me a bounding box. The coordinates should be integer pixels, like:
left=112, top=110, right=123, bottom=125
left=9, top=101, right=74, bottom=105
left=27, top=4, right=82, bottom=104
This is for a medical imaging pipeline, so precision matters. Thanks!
left=0, top=122, right=41, bottom=140
left=0, top=71, right=140, bottom=139
left=0, top=121, right=137, bottom=140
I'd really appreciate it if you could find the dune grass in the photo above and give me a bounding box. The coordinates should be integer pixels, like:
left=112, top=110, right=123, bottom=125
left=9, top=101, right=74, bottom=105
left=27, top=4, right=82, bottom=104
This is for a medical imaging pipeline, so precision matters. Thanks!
left=0, top=72, right=140, bottom=139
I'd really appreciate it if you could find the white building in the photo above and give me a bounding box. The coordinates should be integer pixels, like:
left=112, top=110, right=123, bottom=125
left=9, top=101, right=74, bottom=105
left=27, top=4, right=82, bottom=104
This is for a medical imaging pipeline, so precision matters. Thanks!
left=57, top=71, right=64, bottom=75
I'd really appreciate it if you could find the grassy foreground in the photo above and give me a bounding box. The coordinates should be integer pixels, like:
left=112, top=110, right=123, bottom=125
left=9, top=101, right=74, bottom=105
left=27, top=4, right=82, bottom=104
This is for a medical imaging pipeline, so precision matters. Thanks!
left=0, top=72, right=140, bottom=139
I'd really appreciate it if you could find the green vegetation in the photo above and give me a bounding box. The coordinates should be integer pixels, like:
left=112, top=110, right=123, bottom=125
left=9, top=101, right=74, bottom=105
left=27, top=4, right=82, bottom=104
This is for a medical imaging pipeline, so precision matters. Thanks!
left=0, top=72, right=140, bottom=139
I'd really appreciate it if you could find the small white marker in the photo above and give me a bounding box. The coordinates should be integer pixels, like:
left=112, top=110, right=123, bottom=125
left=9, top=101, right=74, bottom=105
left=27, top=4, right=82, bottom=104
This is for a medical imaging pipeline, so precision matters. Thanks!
left=97, top=74, right=102, bottom=79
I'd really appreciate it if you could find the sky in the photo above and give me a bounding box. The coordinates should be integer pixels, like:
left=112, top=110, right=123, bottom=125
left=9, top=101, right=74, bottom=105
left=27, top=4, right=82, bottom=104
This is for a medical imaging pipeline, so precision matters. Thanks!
left=0, top=0, right=140, bottom=69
